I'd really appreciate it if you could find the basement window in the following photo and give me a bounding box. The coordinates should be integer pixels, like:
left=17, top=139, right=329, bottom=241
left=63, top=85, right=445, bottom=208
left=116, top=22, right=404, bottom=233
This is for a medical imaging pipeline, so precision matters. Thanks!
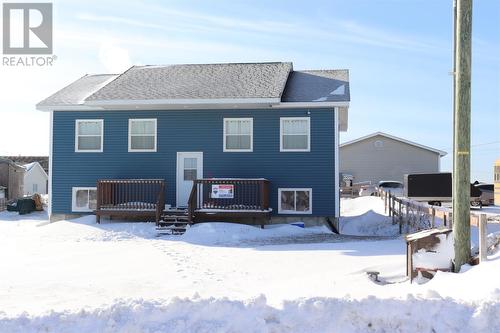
left=72, top=187, right=97, bottom=212
left=278, top=188, right=312, bottom=214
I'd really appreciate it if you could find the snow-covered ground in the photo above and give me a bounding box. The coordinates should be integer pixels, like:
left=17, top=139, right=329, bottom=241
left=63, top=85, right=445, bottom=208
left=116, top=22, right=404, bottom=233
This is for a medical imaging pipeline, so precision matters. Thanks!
left=0, top=197, right=499, bottom=332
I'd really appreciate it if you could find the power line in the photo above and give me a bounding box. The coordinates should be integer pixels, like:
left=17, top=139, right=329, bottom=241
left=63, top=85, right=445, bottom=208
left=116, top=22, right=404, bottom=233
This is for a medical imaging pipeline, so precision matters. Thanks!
left=471, top=141, right=500, bottom=147
left=438, top=141, right=500, bottom=151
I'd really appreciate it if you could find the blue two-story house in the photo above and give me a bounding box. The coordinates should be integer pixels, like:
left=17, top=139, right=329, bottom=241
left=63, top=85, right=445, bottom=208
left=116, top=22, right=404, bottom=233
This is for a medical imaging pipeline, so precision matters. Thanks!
left=37, top=62, right=350, bottom=227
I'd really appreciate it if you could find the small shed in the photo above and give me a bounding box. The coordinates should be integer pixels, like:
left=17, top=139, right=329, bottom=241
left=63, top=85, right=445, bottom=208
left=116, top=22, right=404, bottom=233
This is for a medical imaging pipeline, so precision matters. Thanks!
left=23, top=162, right=48, bottom=195
left=340, top=132, right=447, bottom=185
left=0, top=157, right=25, bottom=200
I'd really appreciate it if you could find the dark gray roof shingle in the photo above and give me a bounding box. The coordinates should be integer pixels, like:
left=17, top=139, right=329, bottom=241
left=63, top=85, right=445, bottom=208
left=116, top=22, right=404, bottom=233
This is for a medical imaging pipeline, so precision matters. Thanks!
left=37, top=62, right=350, bottom=109
left=86, top=62, right=293, bottom=102
left=37, top=74, right=118, bottom=107
left=282, top=70, right=350, bottom=102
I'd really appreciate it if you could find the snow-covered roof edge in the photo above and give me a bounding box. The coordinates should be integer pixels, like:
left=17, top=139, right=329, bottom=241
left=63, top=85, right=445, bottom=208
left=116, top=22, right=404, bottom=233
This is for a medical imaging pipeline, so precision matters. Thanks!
left=340, top=132, right=447, bottom=157
left=23, top=161, right=48, bottom=177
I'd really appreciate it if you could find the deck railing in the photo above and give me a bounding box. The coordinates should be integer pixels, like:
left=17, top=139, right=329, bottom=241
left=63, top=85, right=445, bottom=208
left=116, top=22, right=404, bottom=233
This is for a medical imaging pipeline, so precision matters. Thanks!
left=187, top=178, right=269, bottom=221
left=96, top=179, right=165, bottom=223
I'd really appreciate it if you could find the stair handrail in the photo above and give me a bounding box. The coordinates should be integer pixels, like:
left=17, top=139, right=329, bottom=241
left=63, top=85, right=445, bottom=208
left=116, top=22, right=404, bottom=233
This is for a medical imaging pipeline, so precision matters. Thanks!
left=187, top=180, right=198, bottom=222
left=155, top=181, right=165, bottom=225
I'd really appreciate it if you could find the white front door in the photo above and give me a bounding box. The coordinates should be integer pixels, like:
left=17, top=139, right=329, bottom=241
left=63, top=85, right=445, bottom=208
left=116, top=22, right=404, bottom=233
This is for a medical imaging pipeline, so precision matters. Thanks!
left=176, top=152, right=203, bottom=207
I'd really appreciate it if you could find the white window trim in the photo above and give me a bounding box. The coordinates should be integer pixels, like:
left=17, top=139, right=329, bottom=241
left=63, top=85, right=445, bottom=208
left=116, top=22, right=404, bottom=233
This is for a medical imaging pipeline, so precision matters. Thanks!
left=278, top=188, right=312, bottom=214
left=280, top=117, right=311, bottom=152
left=128, top=118, right=157, bottom=152
left=71, top=187, right=97, bottom=212
left=75, top=119, right=103, bottom=152
left=223, top=117, right=253, bottom=152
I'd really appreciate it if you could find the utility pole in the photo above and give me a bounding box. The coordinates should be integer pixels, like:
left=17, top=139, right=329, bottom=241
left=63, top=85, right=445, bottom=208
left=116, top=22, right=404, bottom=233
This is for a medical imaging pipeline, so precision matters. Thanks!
left=453, top=0, right=472, bottom=272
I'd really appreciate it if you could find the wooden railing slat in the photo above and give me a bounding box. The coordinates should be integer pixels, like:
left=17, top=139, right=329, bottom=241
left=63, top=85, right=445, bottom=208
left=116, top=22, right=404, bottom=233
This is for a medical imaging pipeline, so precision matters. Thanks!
left=186, top=178, right=269, bottom=214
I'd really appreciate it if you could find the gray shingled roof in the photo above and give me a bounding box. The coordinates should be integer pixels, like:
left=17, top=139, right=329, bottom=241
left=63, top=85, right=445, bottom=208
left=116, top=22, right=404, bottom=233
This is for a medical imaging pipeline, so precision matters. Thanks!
left=282, top=70, right=350, bottom=102
left=37, top=74, right=118, bottom=107
left=37, top=62, right=350, bottom=109
left=86, top=62, right=293, bottom=102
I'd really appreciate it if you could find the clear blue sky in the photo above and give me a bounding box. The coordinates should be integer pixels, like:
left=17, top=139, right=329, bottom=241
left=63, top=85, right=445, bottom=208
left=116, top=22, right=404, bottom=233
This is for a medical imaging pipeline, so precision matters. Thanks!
left=1, top=0, right=498, bottom=181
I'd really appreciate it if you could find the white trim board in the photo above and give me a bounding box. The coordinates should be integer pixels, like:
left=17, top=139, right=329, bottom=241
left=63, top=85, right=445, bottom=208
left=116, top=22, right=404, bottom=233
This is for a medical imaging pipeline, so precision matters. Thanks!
left=37, top=101, right=349, bottom=112
left=48, top=111, right=53, bottom=217
left=334, top=107, right=340, bottom=218
left=340, top=132, right=447, bottom=157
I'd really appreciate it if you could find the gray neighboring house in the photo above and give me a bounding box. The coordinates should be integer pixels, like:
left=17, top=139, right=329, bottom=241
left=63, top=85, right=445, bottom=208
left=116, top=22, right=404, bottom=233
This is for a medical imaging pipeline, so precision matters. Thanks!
left=340, top=132, right=447, bottom=185
left=0, top=157, right=25, bottom=200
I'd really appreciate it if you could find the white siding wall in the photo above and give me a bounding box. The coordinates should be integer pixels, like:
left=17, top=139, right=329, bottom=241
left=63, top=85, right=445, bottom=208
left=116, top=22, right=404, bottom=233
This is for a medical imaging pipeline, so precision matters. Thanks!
left=24, top=164, right=48, bottom=195
left=340, top=135, right=440, bottom=184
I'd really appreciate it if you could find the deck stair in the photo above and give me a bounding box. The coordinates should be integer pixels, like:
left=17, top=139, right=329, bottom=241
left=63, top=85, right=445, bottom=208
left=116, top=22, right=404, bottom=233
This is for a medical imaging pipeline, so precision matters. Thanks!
left=157, top=209, right=190, bottom=235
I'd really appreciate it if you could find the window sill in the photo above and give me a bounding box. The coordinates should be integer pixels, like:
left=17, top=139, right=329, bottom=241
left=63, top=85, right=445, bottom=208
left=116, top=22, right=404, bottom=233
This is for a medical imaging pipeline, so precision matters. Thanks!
left=279, top=149, right=311, bottom=152
left=223, top=149, right=253, bottom=152
left=278, top=210, right=313, bottom=215
left=128, top=149, right=157, bottom=153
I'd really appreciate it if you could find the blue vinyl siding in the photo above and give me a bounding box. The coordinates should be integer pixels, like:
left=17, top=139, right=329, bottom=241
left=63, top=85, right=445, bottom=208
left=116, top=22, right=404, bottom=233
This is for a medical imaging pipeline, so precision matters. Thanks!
left=52, top=108, right=336, bottom=216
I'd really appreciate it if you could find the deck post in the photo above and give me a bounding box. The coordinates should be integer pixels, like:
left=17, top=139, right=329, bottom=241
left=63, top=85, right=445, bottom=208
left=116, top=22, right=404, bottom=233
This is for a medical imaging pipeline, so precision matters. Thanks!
left=479, top=214, right=487, bottom=262
left=384, top=191, right=388, bottom=213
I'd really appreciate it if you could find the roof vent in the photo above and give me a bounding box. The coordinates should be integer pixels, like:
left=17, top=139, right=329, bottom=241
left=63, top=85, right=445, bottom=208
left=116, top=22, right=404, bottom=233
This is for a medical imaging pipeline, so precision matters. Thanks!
left=374, top=140, right=384, bottom=149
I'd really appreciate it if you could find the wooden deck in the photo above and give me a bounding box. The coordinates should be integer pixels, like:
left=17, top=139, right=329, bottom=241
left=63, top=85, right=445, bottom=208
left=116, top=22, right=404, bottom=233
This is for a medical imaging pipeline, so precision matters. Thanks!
left=95, top=179, right=165, bottom=223
left=187, top=178, right=271, bottom=224
left=94, top=178, right=271, bottom=231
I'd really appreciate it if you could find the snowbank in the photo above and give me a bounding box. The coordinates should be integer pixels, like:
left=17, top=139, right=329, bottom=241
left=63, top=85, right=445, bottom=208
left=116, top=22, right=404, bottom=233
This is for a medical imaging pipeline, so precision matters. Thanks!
left=413, top=233, right=454, bottom=270
left=179, top=222, right=331, bottom=245
left=340, top=197, right=399, bottom=236
left=1, top=208, right=499, bottom=332
left=0, top=295, right=497, bottom=333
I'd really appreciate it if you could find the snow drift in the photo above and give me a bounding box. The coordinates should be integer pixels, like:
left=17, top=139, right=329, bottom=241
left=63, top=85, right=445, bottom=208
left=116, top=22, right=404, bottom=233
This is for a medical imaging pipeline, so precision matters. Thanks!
left=0, top=295, right=498, bottom=333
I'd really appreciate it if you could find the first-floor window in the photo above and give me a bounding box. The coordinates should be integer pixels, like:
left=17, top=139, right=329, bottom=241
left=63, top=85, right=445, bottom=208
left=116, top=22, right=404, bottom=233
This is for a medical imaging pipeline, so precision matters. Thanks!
left=278, top=188, right=312, bottom=214
left=72, top=187, right=97, bottom=212
left=129, top=118, right=157, bottom=152
left=32, top=184, right=38, bottom=193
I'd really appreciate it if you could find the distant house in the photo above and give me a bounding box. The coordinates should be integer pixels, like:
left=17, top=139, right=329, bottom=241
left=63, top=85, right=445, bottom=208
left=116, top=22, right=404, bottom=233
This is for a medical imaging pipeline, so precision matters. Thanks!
left=37, top=62, right=351, bottom=225
left=3, top=156, right=49, bottom=174
left=340, top=132, right=446, bottom=185
left=0, top=157, right=25, bottom=200
left=23, top=162, right=48, bottom=195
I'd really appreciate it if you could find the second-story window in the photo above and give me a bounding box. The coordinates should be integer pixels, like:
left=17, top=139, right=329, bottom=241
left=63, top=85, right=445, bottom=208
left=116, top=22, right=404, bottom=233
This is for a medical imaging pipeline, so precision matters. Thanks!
left=75, top=119, right=103, bottom=152
left=223, top=118, right=253, bottom=152
left=280, top=117, right=310, bottom=152
left=129, top=119, right=157, bottom=152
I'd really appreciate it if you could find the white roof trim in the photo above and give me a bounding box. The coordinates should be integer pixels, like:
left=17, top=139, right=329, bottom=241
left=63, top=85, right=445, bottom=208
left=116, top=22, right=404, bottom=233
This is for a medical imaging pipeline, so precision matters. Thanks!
left=340, top=132, right=447, bottom=156
left=84, top=97, right=281, bottom=107
left=273, top=101, right=349, bottom=108
left=37, top=105, right=106, bottom=112
left=38, top=100, right=349, bottom=111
